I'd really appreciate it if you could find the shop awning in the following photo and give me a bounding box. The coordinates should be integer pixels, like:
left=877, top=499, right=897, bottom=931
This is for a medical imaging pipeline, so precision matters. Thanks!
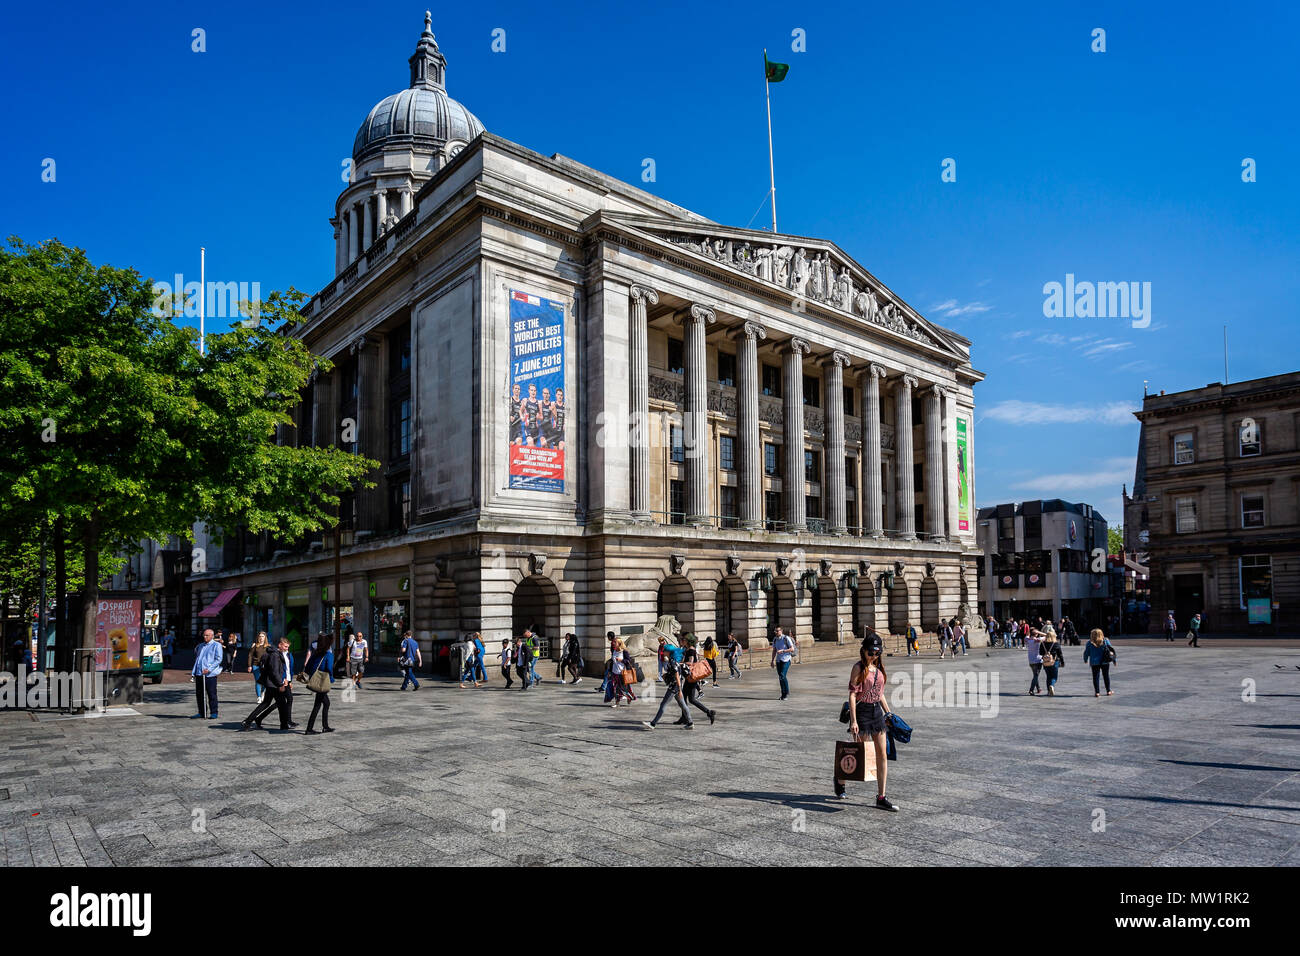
left=198, top=588, right=241, bottom=618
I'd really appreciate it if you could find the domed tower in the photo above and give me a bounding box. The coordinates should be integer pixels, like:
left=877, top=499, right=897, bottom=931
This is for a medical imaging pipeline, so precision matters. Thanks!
left=332, top=12, right=485, bottom=274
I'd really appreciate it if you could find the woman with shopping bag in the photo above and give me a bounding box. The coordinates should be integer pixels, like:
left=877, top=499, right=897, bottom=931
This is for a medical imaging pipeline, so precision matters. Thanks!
left=834, top=633, right=899, bottom=810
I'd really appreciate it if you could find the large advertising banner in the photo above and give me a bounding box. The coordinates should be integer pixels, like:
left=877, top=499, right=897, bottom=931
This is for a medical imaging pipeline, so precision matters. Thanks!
left=956, top=416, right=971, bottom=532
left=507, top=289, right=566, bottom=493
left=93, top=597, right=142, bottom=671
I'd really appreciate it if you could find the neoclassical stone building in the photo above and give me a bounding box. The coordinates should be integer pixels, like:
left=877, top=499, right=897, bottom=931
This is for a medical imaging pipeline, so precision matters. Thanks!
left=190, top=17, right=985, bottom=665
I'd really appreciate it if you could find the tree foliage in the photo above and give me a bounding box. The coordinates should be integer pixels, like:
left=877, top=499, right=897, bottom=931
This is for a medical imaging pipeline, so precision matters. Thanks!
left=0, top=237, right=376, bottom=664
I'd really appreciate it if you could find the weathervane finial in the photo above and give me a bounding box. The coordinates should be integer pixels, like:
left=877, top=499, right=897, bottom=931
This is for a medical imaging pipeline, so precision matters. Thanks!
left=424, top=11, right=432, bottom=32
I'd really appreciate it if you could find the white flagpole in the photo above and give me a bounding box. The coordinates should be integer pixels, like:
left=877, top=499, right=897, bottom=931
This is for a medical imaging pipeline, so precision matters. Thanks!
left=764, top=49, right=777, bottom=234
left=199, top=246, right=206, bottom=356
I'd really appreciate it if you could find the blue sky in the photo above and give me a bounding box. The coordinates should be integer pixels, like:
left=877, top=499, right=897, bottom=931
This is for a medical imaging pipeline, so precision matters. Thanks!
left=4, top=0, right=1297, bottom=528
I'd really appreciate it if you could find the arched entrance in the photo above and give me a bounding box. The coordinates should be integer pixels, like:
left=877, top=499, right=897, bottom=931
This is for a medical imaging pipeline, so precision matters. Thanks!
left=888, top=577, right=911, bottom=634
left=512, top=576, right=560, bottom=652
left=657, top=576, right=695, bottom=633
left=767, top=576, right=796, bottom=639
left=921, top=577, right=940, bottom=630
left=814, top=577, right=838, bottom=640
left=855, top=579, right=875, bottom=637
left=715, top=577, right=749, bottom=644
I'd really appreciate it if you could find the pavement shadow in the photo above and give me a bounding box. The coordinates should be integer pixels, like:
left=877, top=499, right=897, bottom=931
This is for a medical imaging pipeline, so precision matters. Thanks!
left=1160, top=758, right=1300, bottom=773
left=1099, top=793, right=1300, bottom=813
left=708, top=790, right=847, bottom=813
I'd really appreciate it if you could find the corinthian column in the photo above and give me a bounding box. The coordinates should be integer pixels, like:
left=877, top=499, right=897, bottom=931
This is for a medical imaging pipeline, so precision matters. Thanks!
left=361, top=197, right=373, bottom=252
left=680, top=304, right=716, bottom=524
left=730, top=320, right=766, bottom=529
left=924, top=384, right=945, bottom=541
left=823, top=351, right=851, bottom=534
left=894, top=374, right=918, bottom=540
left=782, top=338, right=810, bottom=531
left=861, top=364, right=886, bottom=537
left=628, top=284, right=658, bottom=520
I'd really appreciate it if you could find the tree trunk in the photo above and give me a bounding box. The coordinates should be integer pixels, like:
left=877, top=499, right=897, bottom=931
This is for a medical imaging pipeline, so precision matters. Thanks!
left=54, top=518, right=68, bottom=673
left=78, top=515, right=101, bottom=704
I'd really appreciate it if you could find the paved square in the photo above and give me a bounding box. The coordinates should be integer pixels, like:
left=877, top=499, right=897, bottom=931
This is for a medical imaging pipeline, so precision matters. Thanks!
left=2, top=644, right=1299, bottom=866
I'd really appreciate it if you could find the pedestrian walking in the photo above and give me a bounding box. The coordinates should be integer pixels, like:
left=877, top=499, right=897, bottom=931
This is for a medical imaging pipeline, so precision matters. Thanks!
left=302, top=633, right=335, bottom=735
left=470, top=631, right=487, bottom=684
left=498, top=639, right=514, bottom=687
left=954, top=619, right=968, bottom=655
left=1083, top=628, right=1117, bottom=696
left=457, top=634, right=478, bottom=688
left=642, top=640, right=693, bottom=730
left=514, top=635, right=532, bottom=690
left=834, top=633, right=899, bottom=810
left=398, top=630, right=422, bottom=690
left=564, top=633, right=583, bottom=684
left=1187, top=613, right=1202, bottom=647
left=1163, top=610, right=1177, bottom=642
left=724, top=633, right=742, bottom=679
left=604, top=638, right=637, bottom=707
left=597, top=632, right=616, bottom=694
left=905, top=622, right=919, bottom=657
left=1039, top=624, right=1062, bottom=696
left=161, top=626, right=175, bottom=668
left=702, top=635, right=720, bottom=686
left=938, top=619, right=952, bottom=659
left=526, top=629, right=543, bottom=686
left=656, top=635, right=669, bottom=683
left=346, top=630, right=369, bottom=688
left=248, top=631, right=271, bottom=703
left=191, top=627, right=224, bottom=719
left=1025, top=626, right=1043, bottom=696
left=241, top=636, right=296, bottom=730
left=224, top=632, right=241, bottom=676
left=680, top=637, right=717, bottom=724
left=770, top=626, right=796, bottom=700
left=1061, top=616, right=1078, bottom=646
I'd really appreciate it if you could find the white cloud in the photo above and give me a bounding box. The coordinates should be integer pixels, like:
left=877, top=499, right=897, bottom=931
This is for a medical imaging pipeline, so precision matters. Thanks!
left=1007, top=330, right=1032, bottom=339
left=1082, top=339, right=1134, bottom=358
left=1011, top=469, right=1133, bottom=494
left=983, top=400, right=1138, bottom=426
left=1036, top=333, right=1067, bottom=346
left=930, top=299, right=993, bottom=319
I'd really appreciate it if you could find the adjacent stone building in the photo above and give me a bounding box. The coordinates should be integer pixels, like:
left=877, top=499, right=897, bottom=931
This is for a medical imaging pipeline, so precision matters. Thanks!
left=186, top=17, right=986, bottom=665
left=1126, top=372, right=1300, bottom=634
left=976, top=499, right=1110, bottom=629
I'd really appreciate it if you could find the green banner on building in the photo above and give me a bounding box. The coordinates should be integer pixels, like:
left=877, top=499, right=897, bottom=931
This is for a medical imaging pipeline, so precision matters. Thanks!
left=957, top=417, right=971, bottom=532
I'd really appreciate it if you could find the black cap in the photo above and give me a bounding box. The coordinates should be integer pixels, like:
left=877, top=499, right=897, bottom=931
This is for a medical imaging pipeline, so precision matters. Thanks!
left=864, top=633, right=883, bottom=655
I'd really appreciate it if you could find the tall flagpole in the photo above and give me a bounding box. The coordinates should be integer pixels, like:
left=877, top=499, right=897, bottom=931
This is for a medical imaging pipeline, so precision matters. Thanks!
left=764, top=49, right=777, bottom=234
left=199, top=246, right=206, bottom=356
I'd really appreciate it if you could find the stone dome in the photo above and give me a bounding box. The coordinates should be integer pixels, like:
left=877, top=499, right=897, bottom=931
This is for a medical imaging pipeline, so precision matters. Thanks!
left=352, top=12, right=484, bottom=163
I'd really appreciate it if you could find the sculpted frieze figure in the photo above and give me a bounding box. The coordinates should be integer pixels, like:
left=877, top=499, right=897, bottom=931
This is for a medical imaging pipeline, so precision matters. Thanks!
left=822, top=253, right=836, bottom=300
left=773, top=246, right=793, bottom=287
left=792, top=248, right=810, bottom=295
left=809, top=253, right=826, bottom=300
left=836, top=267, right=854, bottom=310
left=756, top=246, right=774, bottom=282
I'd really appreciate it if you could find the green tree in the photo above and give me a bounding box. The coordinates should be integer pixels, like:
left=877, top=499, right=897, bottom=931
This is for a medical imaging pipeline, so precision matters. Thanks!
left=0, top=237, right=375, bottom=678
left=1107, top=526, right=1124, bottom=554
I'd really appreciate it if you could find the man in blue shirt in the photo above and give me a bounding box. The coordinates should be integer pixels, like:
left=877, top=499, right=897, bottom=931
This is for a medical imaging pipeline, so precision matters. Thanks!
left=191, top=627, right=225, bottom=719
left=769, top=626, right=795, bottom=700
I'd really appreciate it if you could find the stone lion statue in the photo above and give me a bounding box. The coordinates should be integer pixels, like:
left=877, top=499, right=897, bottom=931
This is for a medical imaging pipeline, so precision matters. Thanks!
left=625, top=615, right=681, bottom=664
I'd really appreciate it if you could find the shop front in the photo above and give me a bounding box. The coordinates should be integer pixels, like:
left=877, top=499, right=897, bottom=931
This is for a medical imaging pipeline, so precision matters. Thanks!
left=284, top=586, right=310, bottom=653
left=368, top=574, right=411, bottom=660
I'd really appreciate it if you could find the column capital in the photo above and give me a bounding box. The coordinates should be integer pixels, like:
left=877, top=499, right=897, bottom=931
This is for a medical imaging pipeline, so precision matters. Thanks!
left=680, top=304, right=717, bottom=327
left=630, top=284, right=660, bottom=306
left=781, top=336, right=810, bottom=357
left=349, top=334, right=379, bottom=356
left=863, top=363, right=887, bottom=380
left=926, top=382, right=945, bottom=400
left=823, top=350, right=852, bottom=369
left=898, top=374, right=919, bottom=390
left=730, top=320, right=767, bottom=342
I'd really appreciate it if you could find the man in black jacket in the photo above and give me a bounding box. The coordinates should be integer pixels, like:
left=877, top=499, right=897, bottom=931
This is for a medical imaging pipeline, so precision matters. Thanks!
left=241, top=637, right=296, bottom=730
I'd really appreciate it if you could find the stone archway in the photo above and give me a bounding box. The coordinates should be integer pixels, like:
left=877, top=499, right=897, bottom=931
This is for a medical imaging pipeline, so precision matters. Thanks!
left=715, top=577, right=749, bottom=645
left=512, top=575, right=560, bottom=652
left=764, top=576, right=796, bottom=641
left=888, top=577, right=911, bottom=635
left=815, top=576, right=839, bottom=641
left=921, top=577, right=941, bottom=631
left=855, top=578, right=876, bottom=637
left=657, top=575, right=695, bottom=634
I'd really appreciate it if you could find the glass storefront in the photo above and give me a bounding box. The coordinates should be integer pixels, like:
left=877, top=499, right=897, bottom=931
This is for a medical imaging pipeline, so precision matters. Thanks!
left=373, top=600, right=409, bottom=655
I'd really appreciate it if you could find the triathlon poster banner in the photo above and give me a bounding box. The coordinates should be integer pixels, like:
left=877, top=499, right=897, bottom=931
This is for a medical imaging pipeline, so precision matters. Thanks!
left=956, top=417, right=971, bottom=532
left=507, top=289, right=566, bottom=493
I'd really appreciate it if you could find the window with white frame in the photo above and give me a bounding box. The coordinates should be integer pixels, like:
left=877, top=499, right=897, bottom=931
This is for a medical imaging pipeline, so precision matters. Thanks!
left=1239, top=554, right=1272, bottom=610
left=1239, top=419, right=1261, bottom=457
left=1173, top=431, right=1194, bottom=464
left=1241, top=494, right=1265, bottom=529
left=1175, top=497, right=1198, bottom=534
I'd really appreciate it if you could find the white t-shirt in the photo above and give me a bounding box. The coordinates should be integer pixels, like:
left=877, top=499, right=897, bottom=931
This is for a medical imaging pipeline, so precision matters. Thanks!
left=348, top=637, right=367, bottom=661
left=773, top=635, right=795, bottom=663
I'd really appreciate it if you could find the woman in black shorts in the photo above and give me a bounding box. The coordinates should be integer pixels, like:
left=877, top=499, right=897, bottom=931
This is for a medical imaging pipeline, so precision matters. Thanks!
left=835, top=633, right=899, bottom=810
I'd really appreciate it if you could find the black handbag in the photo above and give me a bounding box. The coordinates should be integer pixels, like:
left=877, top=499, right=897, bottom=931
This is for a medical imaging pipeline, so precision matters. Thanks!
left=838, top=701, right=851, bottom=724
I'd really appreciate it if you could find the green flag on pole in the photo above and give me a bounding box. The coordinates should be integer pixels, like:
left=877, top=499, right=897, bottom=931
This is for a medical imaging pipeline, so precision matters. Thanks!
left=765, top=54, right=789, bottom=83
